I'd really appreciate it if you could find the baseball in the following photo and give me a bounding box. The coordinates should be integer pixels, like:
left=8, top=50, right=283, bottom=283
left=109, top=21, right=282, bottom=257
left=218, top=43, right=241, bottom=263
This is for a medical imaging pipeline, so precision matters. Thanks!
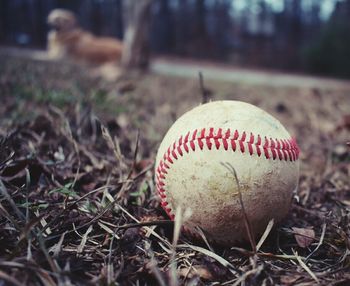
left=155, top=100, right=300, bottom=244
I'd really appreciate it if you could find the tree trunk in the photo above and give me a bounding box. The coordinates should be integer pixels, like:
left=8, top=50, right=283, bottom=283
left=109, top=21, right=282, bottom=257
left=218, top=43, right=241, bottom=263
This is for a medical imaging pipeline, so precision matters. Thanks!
left=121, top=0, right=153, bottom=69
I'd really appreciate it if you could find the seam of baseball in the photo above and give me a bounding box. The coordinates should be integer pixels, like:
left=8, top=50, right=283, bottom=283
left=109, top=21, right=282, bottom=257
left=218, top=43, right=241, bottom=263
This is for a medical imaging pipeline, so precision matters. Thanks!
left=155, top=127, right=300, bottom=221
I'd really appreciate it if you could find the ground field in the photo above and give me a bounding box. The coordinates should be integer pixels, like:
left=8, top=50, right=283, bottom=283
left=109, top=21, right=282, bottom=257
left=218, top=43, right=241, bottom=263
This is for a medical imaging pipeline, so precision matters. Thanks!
left=0, top=53, right=349, bottom=285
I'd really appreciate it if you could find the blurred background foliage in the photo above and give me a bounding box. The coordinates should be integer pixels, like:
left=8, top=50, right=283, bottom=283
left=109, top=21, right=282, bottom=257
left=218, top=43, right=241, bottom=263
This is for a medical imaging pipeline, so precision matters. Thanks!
left=0, top=0, right=350, bottom=78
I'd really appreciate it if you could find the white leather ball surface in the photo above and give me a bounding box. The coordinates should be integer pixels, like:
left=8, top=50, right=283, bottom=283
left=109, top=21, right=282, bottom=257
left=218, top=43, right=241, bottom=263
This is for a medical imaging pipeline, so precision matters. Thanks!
left=155, top=100, right=300, bottom=244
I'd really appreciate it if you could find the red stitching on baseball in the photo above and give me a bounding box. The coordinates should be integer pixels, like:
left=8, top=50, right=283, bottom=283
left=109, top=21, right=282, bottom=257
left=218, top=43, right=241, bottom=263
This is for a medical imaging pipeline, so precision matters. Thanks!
left=214, top=138, right=220, bottom=149
left=239, top=141, right=245, bottom=153
left=190, top=141, right=195, bottom=151
left=263, top=137, right=269, bottom=148
left=264, top=147, right=270, bottom=159
left=184, top=142, right=189, bottom=153
left=257, top=134, right=261, bottom=145
left=156, top=127, right=300, bottom=220
left=271, top=148, right=277, bottom=160
left=248, top=143, right=253, bottom=155
left=223, top=138, right=228, bottom=150
left=171, top=150, right=178, bottom=160
left=217, top=128, right=223, bottom=138
left=177, top=146, right=183, bottom=156
left=184, top=131, right=190, bottom=143
left=256, top=145, right=262, bottom=157
left=192, top=129, right=197, bottom=140
left=206, top=138, right=212, bottom=150
left=198, top=138, right=204, bottom=150
left=231, top=139, right=237, bottom=151
left=249, top=133, right=254, bottom=144
left=270, top=138, right=275, bottom=148
left=167, top=156, right=174, bottom=164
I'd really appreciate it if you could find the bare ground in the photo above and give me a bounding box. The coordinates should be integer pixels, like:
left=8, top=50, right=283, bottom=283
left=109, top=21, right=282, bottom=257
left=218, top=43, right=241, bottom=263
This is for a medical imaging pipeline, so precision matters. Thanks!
left=0, top=52, right=349, bottom=285
left=151, top=56, right=350, bottom=90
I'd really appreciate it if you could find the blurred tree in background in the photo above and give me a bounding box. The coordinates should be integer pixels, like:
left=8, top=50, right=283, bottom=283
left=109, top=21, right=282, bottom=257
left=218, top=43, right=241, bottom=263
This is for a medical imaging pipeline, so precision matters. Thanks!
left=303, top=0, right=350, bottom=78
left=0, top=0, right=349, bottom=78
left=121, top=0, right=153, bottom=68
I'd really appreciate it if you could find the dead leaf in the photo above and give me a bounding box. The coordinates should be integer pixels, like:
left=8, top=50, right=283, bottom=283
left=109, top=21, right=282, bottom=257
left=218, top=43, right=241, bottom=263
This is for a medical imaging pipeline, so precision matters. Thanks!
left=280, top=275, right=301, bottom=285
left=134, top=159, right=153, bottom=173
left=292, top=227, right=315, bottom=248
left=177, top=265, right=213, bottom=280
left=336, top=115, right=350, bottom=131
left=118, top=81, right=135, bottom=94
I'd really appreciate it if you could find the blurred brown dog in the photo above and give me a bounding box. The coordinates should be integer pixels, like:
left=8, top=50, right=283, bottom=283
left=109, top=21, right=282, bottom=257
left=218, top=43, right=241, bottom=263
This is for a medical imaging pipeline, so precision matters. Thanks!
left=47, top=9, right=123, bottom=64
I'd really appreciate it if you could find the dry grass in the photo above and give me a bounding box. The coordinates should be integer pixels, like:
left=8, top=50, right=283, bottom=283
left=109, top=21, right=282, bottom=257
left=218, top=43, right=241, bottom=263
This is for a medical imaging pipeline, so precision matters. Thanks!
left=0, top=55, right=349, bottom=285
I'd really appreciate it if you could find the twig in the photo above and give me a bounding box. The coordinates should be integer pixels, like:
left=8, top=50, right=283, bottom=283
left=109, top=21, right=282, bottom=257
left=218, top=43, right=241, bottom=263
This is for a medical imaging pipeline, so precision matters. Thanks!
left=0, top=202, right=21, bottom=230
left=77, top=225, right=93, bottom=253
left=221, top=162, right=256, bottom=253
left=0, top=179, right=25, bottom=221
left=306, top=223, right=326, bottom=261
left=256, top=219, right=274, bottom=251
left=231, top=247, right=308, bottom=261
left=293, top=249, right=320, bottom=283
left=169, top=207, right=182, bottom=286
left=40, top=185, right=113, bottom=236
left=117, top=204, right=172, bottom=248
left=51, top=231, right=67, bottom=258
left=127, top=129, right=140, bottom=180
left=145, top=242, right=167, bottom=286
left=194, top=226, right=214, bottom=253
left=131, top=162, right=154, bottom=180
left=199, top=72, right=210, bottom=104
left=0, top=270, right=23, bottom=286
left=107, top=224, right=121, bottom=284
left=25, top=169, right=32, bottom=261
left=178, top=243, right=238, bottom=275
left=231, top=265, right=264, bottom=286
